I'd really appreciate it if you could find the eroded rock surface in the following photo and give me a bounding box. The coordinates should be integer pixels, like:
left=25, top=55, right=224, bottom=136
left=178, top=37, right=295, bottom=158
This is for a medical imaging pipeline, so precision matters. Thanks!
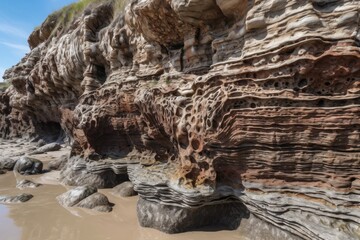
left=1, top=0, right=360, bottom=239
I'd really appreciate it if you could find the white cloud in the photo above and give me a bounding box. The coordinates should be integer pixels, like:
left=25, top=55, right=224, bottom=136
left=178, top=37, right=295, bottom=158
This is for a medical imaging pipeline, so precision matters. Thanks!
left=0, top=23, right=29, bottom=39
left=0, top=41, right=29, bottom=52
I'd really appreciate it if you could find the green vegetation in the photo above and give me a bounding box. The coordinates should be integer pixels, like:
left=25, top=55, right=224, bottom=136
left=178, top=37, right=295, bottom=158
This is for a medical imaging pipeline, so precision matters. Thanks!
left=40, top=0, right=128, bottom=37
left=0, top=82, right=11, bottom=91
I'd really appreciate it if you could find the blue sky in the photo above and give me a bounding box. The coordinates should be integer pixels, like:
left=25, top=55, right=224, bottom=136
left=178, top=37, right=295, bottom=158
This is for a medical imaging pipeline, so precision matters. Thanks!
left=0, top=0, right=77, bottom=82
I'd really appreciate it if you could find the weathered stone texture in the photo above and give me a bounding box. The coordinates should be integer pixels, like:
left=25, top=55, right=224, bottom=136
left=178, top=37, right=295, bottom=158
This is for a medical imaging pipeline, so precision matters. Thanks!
left=1, top=0, right=360, bottom=239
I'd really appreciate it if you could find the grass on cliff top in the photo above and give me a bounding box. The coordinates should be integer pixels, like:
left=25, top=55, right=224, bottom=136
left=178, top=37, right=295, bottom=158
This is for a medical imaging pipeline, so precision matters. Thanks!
left=0, top=81, right=10, bottom=91
left=45, top=0, right=128, bottom=36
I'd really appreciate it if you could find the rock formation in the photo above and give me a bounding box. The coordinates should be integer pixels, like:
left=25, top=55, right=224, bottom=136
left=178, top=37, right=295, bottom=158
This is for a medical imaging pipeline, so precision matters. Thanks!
left=1, top=0, right=360, bottom=239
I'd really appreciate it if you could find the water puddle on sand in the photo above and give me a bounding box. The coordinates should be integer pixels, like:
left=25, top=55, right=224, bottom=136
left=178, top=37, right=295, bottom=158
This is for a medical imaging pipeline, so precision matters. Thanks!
left=0, top=172, right=247, bottom=240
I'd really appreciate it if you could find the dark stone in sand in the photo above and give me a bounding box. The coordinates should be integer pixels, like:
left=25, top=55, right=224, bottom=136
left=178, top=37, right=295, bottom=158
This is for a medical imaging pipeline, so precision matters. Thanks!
left=0, top=193, right=33, bottom=203
left=112, top=181, right=137, bottom=197
left=16, top=179, right=42, bottom=189
left=137, top=197, right=249, bottom=234
left=0, top=170, right=6, bottom=174
left=14, top=156, right=43, bottom=175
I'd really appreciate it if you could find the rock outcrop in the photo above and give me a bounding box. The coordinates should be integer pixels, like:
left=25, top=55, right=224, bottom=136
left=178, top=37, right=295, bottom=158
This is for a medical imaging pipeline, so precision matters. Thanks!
left=1, top=0, right=360, bottom=239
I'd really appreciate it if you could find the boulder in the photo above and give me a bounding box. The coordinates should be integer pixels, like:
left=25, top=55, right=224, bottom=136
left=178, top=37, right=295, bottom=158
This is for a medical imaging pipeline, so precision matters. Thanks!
left=76, top=192, right=113, bottom=212
left=112, top=181, right=137, bottom=197
left=57, top=186, right=113, bottom=212
left=0, top=158, right=17, bottom=170
left=137, top=197, right=248, bottom=233
left=57, top=186, right=97, bottom=207
left=14, top=156, right=43, bottom=175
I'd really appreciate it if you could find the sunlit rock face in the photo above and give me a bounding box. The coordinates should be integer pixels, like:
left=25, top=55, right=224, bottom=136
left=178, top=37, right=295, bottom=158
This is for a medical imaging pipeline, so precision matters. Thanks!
left=1, top=0, right=360, bottom=238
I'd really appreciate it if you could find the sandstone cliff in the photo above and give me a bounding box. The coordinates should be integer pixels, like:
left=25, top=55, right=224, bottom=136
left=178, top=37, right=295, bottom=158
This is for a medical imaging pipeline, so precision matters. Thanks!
left=1, top=0, right=360, bottom=239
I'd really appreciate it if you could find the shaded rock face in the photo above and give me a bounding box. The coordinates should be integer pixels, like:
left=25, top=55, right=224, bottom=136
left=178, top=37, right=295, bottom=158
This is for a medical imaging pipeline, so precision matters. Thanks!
left=1, top=0, right=360, bottom=239
left=48, top=155, right=68, bottom=171
left=14, top=157, right=43, bottom=175
left=57, top=186, right=113, bottom=212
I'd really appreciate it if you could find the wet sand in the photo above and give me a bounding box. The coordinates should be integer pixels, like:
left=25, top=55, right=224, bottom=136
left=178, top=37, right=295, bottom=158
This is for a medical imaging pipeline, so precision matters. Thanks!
left=0, top=139, right=248, bottom=240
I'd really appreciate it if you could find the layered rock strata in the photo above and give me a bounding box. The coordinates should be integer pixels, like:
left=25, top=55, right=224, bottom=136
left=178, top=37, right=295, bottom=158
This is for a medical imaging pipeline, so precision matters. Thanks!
left=1, top=0, right=360, bottom=239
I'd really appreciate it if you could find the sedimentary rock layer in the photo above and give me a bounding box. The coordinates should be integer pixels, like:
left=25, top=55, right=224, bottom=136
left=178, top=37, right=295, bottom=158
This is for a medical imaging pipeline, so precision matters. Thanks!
left=1, top=0, right=360, bottom=239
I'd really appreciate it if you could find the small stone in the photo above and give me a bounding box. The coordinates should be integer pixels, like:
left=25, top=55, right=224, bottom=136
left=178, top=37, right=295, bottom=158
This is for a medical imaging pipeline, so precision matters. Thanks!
left=112, top=181, right=137, bottom=197
left=0, top=193, right=33, bottom=203
left=16, top=179, right=42, bottom=189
